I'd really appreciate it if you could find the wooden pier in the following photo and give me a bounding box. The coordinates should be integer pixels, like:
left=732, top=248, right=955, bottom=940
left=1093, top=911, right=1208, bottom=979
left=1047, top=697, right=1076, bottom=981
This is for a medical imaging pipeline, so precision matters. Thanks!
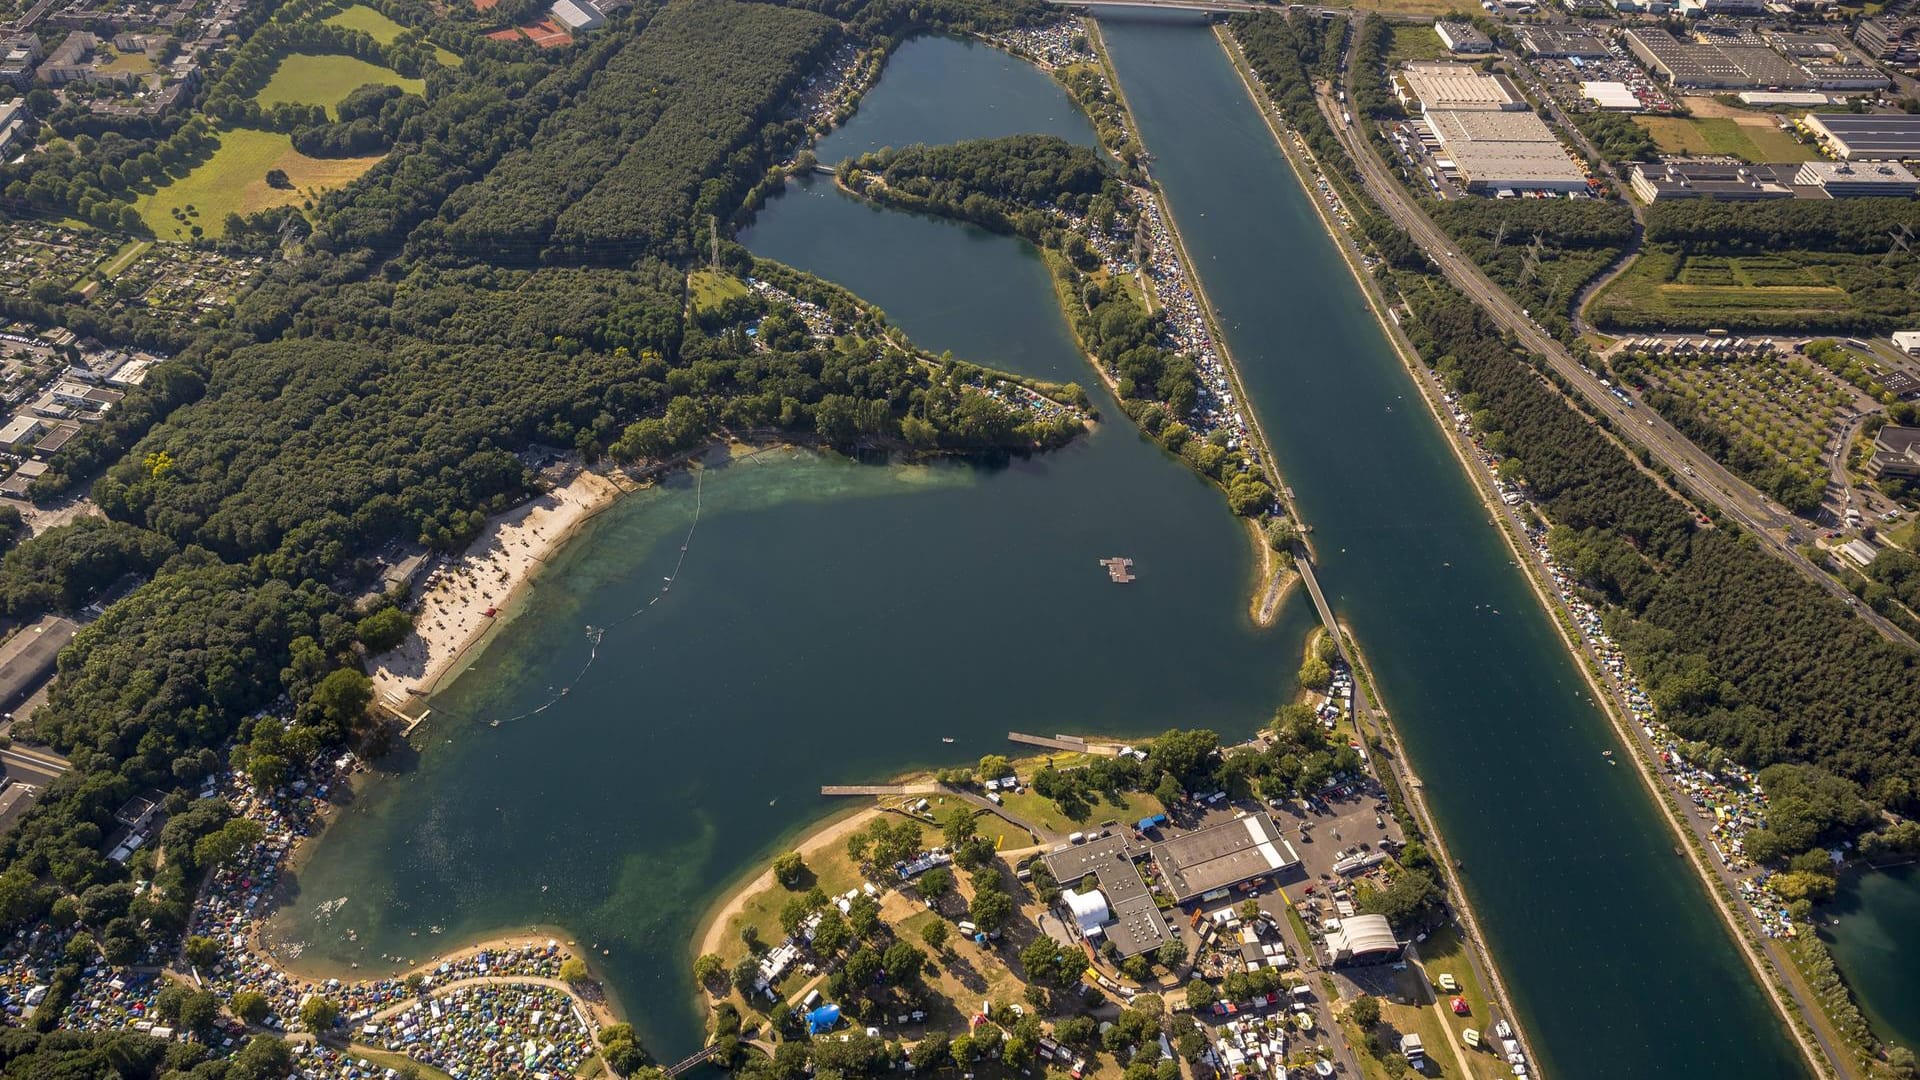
left=820, top=783, right=939, bottom=796
left=1007, top=732, right=1092, bottom=754
left=1099, top=557, right=1135, bottom=583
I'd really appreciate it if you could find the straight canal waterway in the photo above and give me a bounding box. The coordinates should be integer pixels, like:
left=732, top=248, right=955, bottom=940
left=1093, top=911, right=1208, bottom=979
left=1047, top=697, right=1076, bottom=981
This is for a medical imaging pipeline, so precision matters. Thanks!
left=267, top=35, right=1306, bottom=1056
left=1093, top=12, right=1807, bottom=1080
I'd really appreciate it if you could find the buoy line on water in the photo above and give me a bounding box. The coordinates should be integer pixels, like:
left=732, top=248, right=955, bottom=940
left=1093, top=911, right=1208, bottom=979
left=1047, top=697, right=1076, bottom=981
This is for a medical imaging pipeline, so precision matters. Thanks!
left=473, top=466, right=706, bottom=727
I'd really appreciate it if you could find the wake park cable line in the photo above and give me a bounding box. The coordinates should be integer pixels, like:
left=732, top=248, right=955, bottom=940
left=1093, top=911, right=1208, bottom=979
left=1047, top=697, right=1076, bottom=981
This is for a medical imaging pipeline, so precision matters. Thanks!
left=473, top=466, right=705, bottom=727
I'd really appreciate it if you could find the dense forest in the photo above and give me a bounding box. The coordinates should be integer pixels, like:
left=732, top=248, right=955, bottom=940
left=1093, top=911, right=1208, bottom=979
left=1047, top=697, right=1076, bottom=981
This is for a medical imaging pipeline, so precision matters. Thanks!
left=0, top=1, right=1087, bottom=1059
left=1427, top=199, right=1633, bottom=336
left=442, top=0, right=839, bottom=261
left=1409, top=289, right=1920, bottom=816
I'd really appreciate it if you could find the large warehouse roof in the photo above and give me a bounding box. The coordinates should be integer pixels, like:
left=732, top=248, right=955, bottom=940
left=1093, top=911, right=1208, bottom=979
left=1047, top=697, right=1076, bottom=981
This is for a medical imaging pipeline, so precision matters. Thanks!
left=1425, top=109, right=1589, bottom=192
left=1151, top=812, right=1299, bottom=903
left=1401, top=62, right=1525, bottom=112
left=1805, top=112, right=1920, bottom=160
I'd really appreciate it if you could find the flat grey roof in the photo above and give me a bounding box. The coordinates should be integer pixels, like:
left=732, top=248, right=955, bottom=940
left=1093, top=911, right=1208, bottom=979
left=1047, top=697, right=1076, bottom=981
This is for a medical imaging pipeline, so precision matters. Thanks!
left=1151, top=812, right=1300, bottom=903
left=1810, top=113, right=1920, bottom=156
left=1042, top=832, right=1169, bottom=958
left=0, top=616, right=76, bottom=709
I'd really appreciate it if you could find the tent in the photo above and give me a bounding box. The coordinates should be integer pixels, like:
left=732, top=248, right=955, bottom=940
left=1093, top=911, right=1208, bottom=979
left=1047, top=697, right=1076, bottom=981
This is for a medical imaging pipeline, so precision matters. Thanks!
left=806, top=1005, right=842, bottom=1035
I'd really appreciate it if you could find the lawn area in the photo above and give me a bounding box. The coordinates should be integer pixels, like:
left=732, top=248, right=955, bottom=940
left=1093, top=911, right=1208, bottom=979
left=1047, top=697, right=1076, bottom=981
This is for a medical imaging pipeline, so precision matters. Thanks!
left=324, top=5, right=462, bottom=65
left=689, top=268, right=749, bottom=313
left=100, top=239, right=152, bottom=279
left=1414, top=925, right=1505, bottom=1080
left=256, top=52, right=425, bottom=117
left=134, top=128, right=384, bottom=239
left=1634, top=115, right=1817, bottom=163
left=1386, top=24, right=1452, bottom=64
left=347, top=1047, right=456, bottom=1080
left=96, top=46, right=154, bottom=75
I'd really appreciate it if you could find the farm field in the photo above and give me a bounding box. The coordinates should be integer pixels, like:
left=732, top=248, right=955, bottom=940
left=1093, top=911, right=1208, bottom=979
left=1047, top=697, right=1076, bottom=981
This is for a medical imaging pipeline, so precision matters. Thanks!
left=255, top=52, right=425, bottom=117
left=1634, top=115, right=1817, bottom=163
left=323, top=5, right=462, bottom=65
left=1592, top=250, right=1870, bottom=331
left=134, top=127, right=383, bottom=238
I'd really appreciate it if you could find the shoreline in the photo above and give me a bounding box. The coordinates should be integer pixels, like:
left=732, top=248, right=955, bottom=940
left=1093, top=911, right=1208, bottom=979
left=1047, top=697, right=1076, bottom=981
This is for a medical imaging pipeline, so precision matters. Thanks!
left=368, top=466, right=631, bottom=716
left=1212, top=23, right=1836, bottom=1079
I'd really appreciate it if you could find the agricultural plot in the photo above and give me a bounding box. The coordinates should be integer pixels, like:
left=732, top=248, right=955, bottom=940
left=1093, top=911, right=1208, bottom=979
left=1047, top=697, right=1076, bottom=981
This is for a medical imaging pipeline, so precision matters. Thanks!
left=255, top=52, right=425, bottom=117
left=1634, top=116, right=1817, bottom=163
left=1592, top=251, right=1881, bottom=332
left=134, top=127, right=384, bottom=238
left=1614, top=346, right=1853, bottom=512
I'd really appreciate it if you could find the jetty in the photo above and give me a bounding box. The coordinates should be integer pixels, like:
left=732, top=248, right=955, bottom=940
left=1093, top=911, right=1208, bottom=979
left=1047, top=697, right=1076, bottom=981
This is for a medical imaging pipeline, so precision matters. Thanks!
left=1007, top=732, right=1093, bottom=754
left=1099, top=556, right=1135, bottom=583
left=820, top=783, right=939, bottom=796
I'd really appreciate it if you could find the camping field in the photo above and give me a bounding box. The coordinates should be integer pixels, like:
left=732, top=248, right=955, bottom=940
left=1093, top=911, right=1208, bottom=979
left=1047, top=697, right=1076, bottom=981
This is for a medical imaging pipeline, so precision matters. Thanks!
left=134, top=128, right=383, bottom=239
left=255, top=52, right=425, bottom=117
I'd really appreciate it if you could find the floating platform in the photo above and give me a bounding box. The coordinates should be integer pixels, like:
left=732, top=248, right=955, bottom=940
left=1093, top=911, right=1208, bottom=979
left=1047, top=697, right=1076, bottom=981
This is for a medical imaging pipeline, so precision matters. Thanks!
left=1100, top=556, right=1136, bottom=583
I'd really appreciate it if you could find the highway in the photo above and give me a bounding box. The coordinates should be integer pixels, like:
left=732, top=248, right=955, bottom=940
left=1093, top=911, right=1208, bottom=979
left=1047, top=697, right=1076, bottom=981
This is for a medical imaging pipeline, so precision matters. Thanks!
left=1313, top=63, right=1920, bottom=652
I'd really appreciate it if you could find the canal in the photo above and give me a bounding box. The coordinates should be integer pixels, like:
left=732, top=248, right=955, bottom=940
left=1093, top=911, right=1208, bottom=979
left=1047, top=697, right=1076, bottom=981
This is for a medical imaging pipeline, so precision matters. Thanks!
left=1093, top=12, right=1806, bottom=1079
left=268, top=34, right=1307, bottom=1055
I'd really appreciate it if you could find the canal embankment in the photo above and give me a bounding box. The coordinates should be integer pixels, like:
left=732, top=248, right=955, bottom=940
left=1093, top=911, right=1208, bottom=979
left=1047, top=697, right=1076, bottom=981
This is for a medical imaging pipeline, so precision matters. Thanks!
left=1097, top=12, right=1808, bottom=1078
left=1212, top=22, right=1844, bottom=1079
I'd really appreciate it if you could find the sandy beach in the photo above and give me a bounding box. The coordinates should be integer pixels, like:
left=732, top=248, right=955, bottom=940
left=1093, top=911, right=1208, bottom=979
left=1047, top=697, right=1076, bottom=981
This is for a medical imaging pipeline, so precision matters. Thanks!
left=369, top=468, right=627, bottom=711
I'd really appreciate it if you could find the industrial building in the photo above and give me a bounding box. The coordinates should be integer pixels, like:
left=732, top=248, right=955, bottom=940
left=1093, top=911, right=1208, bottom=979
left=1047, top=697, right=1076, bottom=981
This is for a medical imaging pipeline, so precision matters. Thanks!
left=1323, top=913, right=1403, bottom=965
left=1041, top=832, right=1170, bottom=959
left=1792, top=160, right=1920, bottom=196
left=1426, top=108, right=1591, bottom=193
left=1435, top=19, right=1493, bottom=53
left=1580, top=80, right=1643, bottom=110
left=0, top=616, right=77, bottom=714
left=1517, top=26, right=1609, bottom=58
left=1150, top=812, right=1300, bottom=904
left=1623, top=27, right=1811, bottom=90
left=1804, top=113, right=1920, bottom=160
left=1869, top=425, right=1920, bottom=479
left=1628, top=162, right=1793, bottom=201
left=1855, top=14, right=1920, bottom=63
left=1399, top=62, right=1527, bottom=112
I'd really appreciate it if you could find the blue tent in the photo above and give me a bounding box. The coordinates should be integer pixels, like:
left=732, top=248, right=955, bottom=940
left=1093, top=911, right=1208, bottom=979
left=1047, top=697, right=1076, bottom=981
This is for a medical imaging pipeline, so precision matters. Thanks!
left=806, top=1004, right=842, bottom=1035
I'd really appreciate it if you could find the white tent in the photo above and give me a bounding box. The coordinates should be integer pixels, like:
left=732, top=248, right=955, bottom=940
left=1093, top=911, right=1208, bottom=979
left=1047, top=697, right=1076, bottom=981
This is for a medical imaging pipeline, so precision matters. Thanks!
left=1063, top=888, right=1111, bottom=936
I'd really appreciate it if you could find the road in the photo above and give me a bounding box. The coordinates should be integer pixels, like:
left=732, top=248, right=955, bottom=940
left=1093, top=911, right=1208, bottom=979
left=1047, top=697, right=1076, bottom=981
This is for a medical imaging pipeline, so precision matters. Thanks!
left=1314, top=66, right=1919, bottom=652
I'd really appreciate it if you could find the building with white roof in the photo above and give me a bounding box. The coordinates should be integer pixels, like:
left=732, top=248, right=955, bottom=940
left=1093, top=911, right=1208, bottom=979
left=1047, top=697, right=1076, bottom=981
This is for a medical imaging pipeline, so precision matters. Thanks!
left=1400, top=62, right=1527, bottom=112
left=1426, top=109, right=1590, bottom=192
left=1580, top=81, right=1642, bottom=110
left=549, top=0, right=605, bottom=30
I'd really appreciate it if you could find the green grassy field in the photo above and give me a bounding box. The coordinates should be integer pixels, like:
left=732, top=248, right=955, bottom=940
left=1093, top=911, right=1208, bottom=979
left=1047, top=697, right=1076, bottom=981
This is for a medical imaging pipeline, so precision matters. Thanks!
left=256, top=52, right=425, bottom=117
left=324, top=5, right=462, bottom=65
left=689, top=268, right=749, bottom=313
left=1386, top=25, right=1452, bottom=64
left=1635, top=115, right=1818, bottom=163
left=134, top=128, right=383, bottom=238
left=96, top=46, right=154, bottom=75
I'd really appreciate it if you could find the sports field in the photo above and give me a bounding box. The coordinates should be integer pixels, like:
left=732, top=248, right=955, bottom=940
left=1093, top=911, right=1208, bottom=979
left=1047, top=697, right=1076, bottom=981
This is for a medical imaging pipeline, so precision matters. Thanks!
left=134, top=128, right=383, bottom=239
left=255, top=52, right=425, bottom=117
left=1634, top=115, right=1818, bottom=163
